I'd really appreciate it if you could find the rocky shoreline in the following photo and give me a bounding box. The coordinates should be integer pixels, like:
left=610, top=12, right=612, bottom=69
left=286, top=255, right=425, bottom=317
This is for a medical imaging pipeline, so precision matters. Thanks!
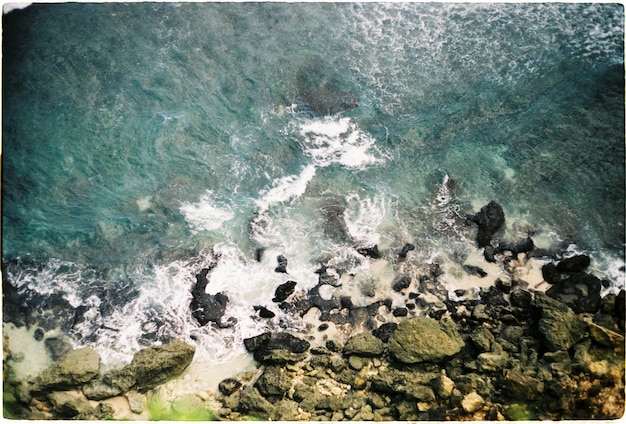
left=3, top=201, right=624, bottom=420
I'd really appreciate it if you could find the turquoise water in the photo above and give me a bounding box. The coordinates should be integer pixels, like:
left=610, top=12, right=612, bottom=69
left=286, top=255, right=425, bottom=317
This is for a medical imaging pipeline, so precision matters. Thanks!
left=3, top=3, right=624, bottom=366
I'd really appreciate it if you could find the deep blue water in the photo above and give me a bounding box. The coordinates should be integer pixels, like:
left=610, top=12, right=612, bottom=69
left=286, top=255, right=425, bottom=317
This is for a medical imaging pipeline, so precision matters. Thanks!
left=2, top=3, right=624, bottom=366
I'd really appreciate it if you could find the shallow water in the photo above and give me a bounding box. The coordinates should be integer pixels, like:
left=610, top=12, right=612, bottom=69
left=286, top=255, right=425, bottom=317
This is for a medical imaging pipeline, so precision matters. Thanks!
left=2, top=3, right=624, bottom=379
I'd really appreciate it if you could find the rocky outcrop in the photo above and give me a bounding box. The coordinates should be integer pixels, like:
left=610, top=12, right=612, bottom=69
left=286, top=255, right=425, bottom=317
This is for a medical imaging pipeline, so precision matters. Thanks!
left=388, top=316, right=464, bottom=363
left=272, top=280, right=297, bottom=302
left=190, top=267, right=233, bottom=328
left=534, top=292, right=589, bottom=351
left=467, top=201, right=505, bottom=248
left=32, top=347, right=100, bottom=392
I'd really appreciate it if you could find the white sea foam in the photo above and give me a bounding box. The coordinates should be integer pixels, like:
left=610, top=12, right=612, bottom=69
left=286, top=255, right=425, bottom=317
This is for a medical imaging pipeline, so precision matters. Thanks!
left=299, top=116, right=383, bottom=169
left=254, top=164, right=316, bottom=213
left=179, top=190, right=235, bottom=234
left=344, top=193, right=389, bottom=247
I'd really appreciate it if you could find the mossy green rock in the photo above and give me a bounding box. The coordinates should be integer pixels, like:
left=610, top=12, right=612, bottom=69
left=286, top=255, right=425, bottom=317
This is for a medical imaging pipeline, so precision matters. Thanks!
left=343, top=332, right=384, bottom=357
left=388, top=317, right=464, bottom=363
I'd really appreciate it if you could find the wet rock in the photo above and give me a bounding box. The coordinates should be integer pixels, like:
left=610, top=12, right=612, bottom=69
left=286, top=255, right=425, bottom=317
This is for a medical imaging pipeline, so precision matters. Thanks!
left=556, top=254, right=591, bottom=272
left=497, top=237, right=535, bottom=257
left=467, top=201, right=505, bottom=248
left=398, top=243, right=415, bottom=259
left=245, top=332, right=310, bottom=364
left=190, top=268, right=232, bottom=328
left=510, top=289, right=533, bottom=309
left=463, top=265, right=487, bottom=278
left=33, top=328, right=44, bottom=341
left=393, top=307, right=409, bottom=317
left=357, top=245, right=381, bottom=259
left=542, top=263, right=562, bottom=284
left=255, top=366, right=292, bottom=398
left=389, top=316, right=464, bottom=363
left=534, top=292, right=588, bottom=351
left=272, top=280, right=297, bottom=302
left=275, top=255, right=288, bottom=273
left=32, top=347, right=100, bottom=392
left=44, top=337, right=73, bottom=361
left=546, top=271, right=603, bottom=313
left=343, top=332, right=384, bottom=356
left=391, top=275, right=411, bottom=292
left=253, top=305, right=275, bottom=318
left=219, top=378, right=243, bottom=396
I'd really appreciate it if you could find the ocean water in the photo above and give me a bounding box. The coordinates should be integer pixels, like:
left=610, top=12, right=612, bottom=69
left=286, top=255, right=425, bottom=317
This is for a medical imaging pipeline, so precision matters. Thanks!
left=3, top=3, right=624, bottom=377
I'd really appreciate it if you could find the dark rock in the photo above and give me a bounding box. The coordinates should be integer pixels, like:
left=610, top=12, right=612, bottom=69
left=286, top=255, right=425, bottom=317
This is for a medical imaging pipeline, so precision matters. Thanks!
left=44, top=337, right=72, bottom=361
left=398, top=243, right=415, bottom=259
left=556, top=255, right=591, bottom=272
left=244, top=331, right=310, bottom=363
left=470, top=327, right=495, bottom=352
left=190, top=268, right=232, bottom=328
left=268, top=332, right=310, bottom=353
left=505, top=369, right=542, bottom=400
left=389, top=316, right=464, bottom=363
left=616, top=290, right=625, bottom=330
left=253, top=305, right=275, bottom=318
left=275, top=255, right=288, bottom=273
left=244, top=332, right=272, bottom=352
left=534, top=292, right=588, bottom=351
left=546, top=272, right=603, bottom=313
left=272, top=280, right=297, bottom=302
left=467, top=201, right=505, bottom=248
left=33, top=328, right=44, bottom=341
left=542, top=263, right=562, bottom=284
left=357, top=245, right=381, bottom=259
left=318, top=323, right=329, bottom=331
left=255, top=247, right=265, bottom=262
left=255, top=366, right=292, bottom=398
left=510, top=289, right=533, bottom=309
left=392, top=275, right=411, bottom=292
left=370, top=368, right=438, bottom=400
left=463, top=265, right=487, bottom=278
left=496, top=237, right=535, bottom=257
left=326, top=340, right=342, bottom=352
left=319, top=201, right=354, bottom=244
left=32, top=347, right=100, bottom=392
left=393, top=307, right=408, bottom=317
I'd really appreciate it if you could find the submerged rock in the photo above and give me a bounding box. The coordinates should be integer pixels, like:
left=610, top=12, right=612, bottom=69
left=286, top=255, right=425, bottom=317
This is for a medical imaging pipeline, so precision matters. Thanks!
left=388, top=316, right=464, bottom=363
left=272, top=280, right=297, bottom=303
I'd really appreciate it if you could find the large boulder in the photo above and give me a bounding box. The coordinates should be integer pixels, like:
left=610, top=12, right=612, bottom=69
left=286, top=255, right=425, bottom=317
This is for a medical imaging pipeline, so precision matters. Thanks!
left=273, top=280, right=297, bottom=303
left=467, top=201, right=505, bottom=248
left=244, top=332, right=310, bottom=365
left=388, top=317, right=464, bottom=363
left=255, top=366, right=292, bottom=398
left=534, top=292, right=588, bottom=351
left=104, top=339, right=195, bottom=393
left=32, top=347, right=100, bottom=392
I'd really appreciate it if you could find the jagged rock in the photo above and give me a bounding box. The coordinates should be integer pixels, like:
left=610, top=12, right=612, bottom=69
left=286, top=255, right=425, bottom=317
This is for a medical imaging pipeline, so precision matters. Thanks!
left=463, top=265, right=487, bottom=278
left=370, top=368, right=438, bottom=400
left=392, top=275, right=411, bottom=292
left=461, top=391, right=485, bottom=413
left=477, top=351, right=509, bottom=372
left=398, top=243, right=415, bottom=259
left=272, top=280, right=297, bottom=302
left=357, top=245, right=381, bottom=259
left=534, top=292, right=588, bottom=351
left=588, top=321, right=625, bottom=348
left=253, top=305, right=275, bottom=318
left=104, top=339, right=195, bottom=393
left=190, top=267, right=233, bottom=328
left=372, top=322, right=398, bottom=342
left=48, top=390, right=93, bottom=418
left=505, top=369, right=542, bottom=400
left=32, top=347, right=100, bottom=392
left=556, top=254, right=591, bottom=272
left=237, top=386, right=273, bottom=418
left=245, top=332, right=310, bottom=364
left=467, top=201, right=505, bottom=248
left=219, top=378, right=243, bottom=396
left=275, top=255, right=288, bottom=273
left=510, top=289, right=533, bottom=309
left=389, top=316, right=464, bottom=363
left=432, top=373, right=455, bottom=398
left=343, top=332, right=384, bottom=357
left=270, top=399, right=301, bottom=421
left=470, top=327, right=495, bottom=352
left=255, top=366, right=292, bottom=398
